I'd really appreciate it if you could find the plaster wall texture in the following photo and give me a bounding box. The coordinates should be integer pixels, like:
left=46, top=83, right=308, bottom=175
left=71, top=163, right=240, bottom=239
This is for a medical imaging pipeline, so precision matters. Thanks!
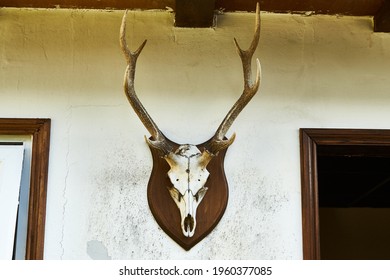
left=0, top=8, right=389, bottom=259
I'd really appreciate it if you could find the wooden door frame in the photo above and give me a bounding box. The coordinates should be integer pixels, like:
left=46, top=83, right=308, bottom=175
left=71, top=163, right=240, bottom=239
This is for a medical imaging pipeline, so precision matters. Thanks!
left=0, top=118, right=51, bottom=260
left=300, top=128, right=390, bottom=260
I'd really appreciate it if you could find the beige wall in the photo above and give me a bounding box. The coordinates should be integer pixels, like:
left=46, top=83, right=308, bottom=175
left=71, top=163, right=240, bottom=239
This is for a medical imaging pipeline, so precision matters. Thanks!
left=0, top=8, right=389, bottom=259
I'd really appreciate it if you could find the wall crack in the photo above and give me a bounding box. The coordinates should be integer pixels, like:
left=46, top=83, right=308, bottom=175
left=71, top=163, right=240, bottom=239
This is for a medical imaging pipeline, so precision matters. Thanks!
left=60, top=105, right=72, bottom=259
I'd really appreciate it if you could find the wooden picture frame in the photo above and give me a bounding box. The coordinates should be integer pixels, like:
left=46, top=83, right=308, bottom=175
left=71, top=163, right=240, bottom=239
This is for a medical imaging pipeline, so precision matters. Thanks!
left=0, top=118, right=51, bottom=260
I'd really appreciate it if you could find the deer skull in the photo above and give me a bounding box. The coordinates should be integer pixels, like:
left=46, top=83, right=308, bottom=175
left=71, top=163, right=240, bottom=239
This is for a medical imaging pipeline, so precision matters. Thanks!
left=164, top=145, right=212, bottom=237
left=120, top=3, right=261, bottom=238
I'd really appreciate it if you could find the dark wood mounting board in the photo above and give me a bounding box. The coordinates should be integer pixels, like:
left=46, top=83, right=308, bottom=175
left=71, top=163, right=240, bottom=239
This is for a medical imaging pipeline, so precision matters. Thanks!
left=147, top=137, right=229, bottom=250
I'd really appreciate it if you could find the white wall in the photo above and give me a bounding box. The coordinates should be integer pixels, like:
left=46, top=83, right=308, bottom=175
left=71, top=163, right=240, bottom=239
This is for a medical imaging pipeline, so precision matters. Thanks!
left=0, top=8, right=389, bottom=259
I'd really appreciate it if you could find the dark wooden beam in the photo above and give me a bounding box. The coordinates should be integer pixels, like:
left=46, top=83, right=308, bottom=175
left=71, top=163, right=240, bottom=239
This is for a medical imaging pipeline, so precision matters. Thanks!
left=215, top=0, right=384, bottom=16
left=374, top=0, right=390, bottom=32
left=175, top=0, right=216, bottom=27
left=1, top=0, right=388, bottom=31
left=0, top=0, right=175, bottom=10
left=0, top=0, right=385, bottom=17
left=215, top=0, right=257, bottom=12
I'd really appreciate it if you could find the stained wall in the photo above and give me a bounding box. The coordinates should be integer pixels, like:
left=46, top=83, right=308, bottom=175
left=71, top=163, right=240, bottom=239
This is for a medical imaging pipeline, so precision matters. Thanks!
left=0, top=8, right=389, bottom=259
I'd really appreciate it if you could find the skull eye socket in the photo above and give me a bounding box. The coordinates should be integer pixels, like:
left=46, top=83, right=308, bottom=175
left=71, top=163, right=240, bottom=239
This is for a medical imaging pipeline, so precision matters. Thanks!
left=194, top=186, right=208, bottom=202
left=167, top=186, right=182, bottom=202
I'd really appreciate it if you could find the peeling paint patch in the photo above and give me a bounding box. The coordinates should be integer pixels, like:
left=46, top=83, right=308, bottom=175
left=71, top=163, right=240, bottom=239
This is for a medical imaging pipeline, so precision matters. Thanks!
left=87, top=240, right=112, bottom=260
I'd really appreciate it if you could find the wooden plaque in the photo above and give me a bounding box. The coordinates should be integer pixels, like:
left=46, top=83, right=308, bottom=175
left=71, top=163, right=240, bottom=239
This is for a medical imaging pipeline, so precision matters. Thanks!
left=147, top=138, right=229, bottom=250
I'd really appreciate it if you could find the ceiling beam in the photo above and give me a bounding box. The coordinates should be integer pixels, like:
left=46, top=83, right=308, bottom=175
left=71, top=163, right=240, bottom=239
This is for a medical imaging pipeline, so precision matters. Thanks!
left=1, top=0, right=388, bottom=31
left=0, top=0, right=384, bottom=16
left=175, top=0, right=216, bottom=27
left=374, top=0, right=390, bottom=32
left=215, top=0, right=384, bottom=15
left=0, top=0, right=175, bottom=10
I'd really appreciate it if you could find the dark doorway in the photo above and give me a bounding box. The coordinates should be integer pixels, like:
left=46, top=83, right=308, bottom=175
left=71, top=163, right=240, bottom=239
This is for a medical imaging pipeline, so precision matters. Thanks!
left=317, top=146, right=390, bottom=259
left=300, top=129, right=390, bottom=260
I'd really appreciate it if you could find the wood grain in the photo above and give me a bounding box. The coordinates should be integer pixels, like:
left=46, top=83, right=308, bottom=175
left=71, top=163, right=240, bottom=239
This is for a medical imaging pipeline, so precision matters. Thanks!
left=0, top=118, right=51, bottom=260
left=147, top=137, right=229, bottom=250
left=300, top=128, right=390, bottom=260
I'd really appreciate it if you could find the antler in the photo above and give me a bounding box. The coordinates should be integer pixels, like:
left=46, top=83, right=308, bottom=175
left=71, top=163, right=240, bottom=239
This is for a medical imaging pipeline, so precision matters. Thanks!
left=120, top=10, right=173, bottom=155
left=206, top=2, right=262, bottom=155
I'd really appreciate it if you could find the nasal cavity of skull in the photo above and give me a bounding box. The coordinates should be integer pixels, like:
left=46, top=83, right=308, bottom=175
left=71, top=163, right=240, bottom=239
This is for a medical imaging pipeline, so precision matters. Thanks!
left=184, top=214, right=194, bottom=232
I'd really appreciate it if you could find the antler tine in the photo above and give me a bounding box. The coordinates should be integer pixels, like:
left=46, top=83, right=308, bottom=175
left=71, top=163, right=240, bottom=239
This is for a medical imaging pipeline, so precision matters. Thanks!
left=207, top=3, right=262, bottom=155
left=120, top=10, right=173, bottom=155
left=233, top=2, right=261, bottom=91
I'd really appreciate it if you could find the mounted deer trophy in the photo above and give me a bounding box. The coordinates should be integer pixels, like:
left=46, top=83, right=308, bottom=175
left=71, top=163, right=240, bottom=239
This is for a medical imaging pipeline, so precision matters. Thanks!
left=120, top=3, right=261, bottom=250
